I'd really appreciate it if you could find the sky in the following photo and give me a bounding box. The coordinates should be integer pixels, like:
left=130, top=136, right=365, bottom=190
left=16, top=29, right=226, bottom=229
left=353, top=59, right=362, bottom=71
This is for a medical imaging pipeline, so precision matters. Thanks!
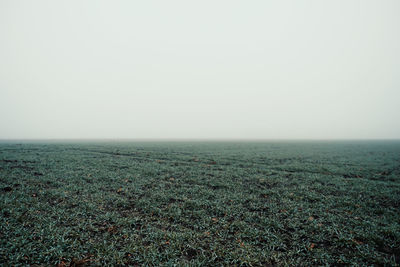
left=0, top=0, right=399, bottom=140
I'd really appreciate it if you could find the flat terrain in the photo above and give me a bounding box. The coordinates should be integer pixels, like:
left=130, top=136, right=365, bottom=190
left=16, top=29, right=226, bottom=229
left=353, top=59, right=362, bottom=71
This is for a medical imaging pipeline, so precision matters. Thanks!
left=1, top=141, right=399, bottom=266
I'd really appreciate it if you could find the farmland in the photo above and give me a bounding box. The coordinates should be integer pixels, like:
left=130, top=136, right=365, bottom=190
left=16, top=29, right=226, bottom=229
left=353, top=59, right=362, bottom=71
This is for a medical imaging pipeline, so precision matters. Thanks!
left=1, top=141, right=399, bottom=266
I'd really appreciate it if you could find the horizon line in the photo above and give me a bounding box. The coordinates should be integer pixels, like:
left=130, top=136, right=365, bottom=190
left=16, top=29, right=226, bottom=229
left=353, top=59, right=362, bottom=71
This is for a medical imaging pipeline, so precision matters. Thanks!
left=1, top=138, right=400, bottom=142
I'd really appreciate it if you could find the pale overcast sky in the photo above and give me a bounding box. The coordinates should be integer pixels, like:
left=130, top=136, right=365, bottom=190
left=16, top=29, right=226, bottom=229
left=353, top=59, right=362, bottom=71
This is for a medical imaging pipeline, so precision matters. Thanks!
left=0, top=1, right=399, bottom=140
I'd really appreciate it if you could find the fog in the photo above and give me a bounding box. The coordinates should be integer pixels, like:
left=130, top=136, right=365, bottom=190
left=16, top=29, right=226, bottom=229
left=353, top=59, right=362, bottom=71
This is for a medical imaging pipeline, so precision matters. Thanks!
left=1, top=0, right=399, bottom=140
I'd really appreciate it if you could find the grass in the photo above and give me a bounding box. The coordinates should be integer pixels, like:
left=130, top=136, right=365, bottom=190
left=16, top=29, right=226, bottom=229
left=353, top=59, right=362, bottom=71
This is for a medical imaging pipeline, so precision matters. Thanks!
left=1, top=141, right=399, bottom=266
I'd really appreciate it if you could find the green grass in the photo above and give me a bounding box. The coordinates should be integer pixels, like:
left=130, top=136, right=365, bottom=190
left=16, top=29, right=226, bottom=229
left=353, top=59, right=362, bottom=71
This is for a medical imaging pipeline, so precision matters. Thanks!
left=1, top=141, right=399, bottom=266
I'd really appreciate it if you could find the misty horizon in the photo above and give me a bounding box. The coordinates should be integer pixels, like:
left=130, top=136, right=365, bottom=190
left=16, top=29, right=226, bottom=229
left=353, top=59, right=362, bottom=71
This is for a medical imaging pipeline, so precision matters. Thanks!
left=1, top=1, right=399, bottom=140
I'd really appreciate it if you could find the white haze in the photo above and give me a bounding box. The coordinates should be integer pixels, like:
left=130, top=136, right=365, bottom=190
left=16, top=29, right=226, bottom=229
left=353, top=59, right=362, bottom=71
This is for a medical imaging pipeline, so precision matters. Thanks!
left=1, top=0, right=399, bottom=140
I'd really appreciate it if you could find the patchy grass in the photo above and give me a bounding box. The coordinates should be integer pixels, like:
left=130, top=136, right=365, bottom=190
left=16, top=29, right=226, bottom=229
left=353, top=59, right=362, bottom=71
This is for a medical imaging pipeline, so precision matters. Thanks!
left=1, top=141, right=399, bottom=266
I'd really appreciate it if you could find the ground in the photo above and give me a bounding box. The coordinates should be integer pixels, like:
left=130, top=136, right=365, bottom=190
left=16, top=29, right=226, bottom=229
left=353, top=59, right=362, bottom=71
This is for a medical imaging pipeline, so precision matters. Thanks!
left=1, top=141, right=399, bottom=266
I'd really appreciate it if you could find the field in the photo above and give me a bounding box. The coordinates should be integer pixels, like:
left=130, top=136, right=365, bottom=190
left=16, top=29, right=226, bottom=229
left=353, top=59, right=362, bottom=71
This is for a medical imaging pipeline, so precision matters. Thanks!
left=1, top=141, right=400, bottom=266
